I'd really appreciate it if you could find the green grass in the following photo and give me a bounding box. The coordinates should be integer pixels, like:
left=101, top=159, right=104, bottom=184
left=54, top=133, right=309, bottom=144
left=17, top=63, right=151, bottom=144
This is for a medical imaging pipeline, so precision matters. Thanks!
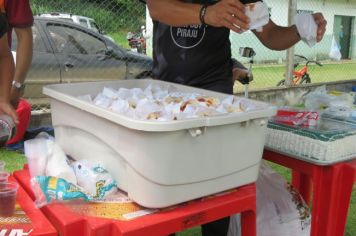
left=1, top=149, right=355, bottom=235
left=0, top=149, right=27, bottom=172
left=234, top=62, right=356, bottom=93
left=108, top=30, right=131, bottom=50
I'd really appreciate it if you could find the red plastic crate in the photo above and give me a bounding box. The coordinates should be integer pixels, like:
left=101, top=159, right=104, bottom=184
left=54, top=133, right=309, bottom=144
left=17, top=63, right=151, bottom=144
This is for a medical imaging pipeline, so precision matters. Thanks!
left=0, top=176, right=57, bottom=236
left=14, top=168, right=256, bottom=236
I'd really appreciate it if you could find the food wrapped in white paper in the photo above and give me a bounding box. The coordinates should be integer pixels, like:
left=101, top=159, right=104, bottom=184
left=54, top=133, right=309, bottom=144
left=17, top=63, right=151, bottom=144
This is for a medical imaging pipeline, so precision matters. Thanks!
left=245, top=1, right=270, bottom=32
left=94, top=93, right=112, bottom=108
left=78, top=85, right=260, bottom=121
left=295, top=13, right=317, bottom=47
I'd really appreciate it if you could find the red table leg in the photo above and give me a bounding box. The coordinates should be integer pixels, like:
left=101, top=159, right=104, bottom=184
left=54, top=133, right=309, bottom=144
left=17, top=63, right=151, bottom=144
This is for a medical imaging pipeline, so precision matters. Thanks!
left=291, top=170, right=313, bottom=205
left=311, top=161, right=356, bottom=236
left=310, top=164, right=341, bottom=236
left=263, top=149, right=356, bottom=236
left=330, top=161, right=356, bottom=236
left=241, top=209, right=256, bottom=236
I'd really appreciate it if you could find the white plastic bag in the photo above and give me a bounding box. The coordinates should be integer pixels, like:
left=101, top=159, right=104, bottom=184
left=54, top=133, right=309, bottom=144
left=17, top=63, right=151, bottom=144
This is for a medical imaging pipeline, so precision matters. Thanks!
left=245, top=2, right=270, bottom=32
left=295, top=13, right=317, bottom=47
left=228, top=162, right=311, bottom=236
left=329, top=36, right=342, bottom=60
left=46, top=139, right=77, bottom=185
left=24, top=137, right=48, bottom=177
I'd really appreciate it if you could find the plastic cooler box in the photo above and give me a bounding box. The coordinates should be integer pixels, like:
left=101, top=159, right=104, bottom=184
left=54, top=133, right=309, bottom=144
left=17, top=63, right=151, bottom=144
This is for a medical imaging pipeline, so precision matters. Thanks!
left=43, top=79, right=276, bottom=208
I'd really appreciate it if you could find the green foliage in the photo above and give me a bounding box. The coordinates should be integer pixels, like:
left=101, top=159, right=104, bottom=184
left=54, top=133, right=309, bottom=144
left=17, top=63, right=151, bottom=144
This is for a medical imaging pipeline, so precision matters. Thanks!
left=31, top=0, right=145, bottom=33
left=108, top=31, right=130, bottom=49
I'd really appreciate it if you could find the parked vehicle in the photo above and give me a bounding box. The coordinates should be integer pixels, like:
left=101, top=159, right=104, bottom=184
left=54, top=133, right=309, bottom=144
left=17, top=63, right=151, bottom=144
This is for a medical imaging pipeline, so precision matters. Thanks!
left=126, top=28, right=146, bottom=54
left=37, top=12, right=115, bottom=41
left=11, top=16, right=153, bottom=107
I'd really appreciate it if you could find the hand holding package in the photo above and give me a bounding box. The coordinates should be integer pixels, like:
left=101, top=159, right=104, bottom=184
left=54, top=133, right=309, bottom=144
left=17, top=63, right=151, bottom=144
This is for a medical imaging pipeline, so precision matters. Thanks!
left=295, top=13, right=317, bottom=47
left=245, top=2, right=270, bottom=32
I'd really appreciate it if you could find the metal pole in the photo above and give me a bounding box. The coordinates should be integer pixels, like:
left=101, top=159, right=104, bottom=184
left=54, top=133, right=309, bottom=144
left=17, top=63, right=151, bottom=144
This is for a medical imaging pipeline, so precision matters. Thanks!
left=285, top=0, right=297, bottom=86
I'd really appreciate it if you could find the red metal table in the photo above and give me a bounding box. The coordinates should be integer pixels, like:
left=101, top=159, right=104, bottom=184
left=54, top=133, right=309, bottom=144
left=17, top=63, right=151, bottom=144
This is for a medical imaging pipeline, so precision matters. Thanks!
left=263, top=148, right=356, bottom=236
left=14, top=168, right=256, bottom=236
left=0, top=176, right=57, bottom=236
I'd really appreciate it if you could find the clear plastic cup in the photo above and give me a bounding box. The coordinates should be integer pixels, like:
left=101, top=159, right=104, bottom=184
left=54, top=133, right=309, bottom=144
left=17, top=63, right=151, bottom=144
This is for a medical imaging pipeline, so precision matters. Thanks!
left=24, top=138, right=48, bottom=177
left=0, top=160, right=5, bottom=171
left=0, top=181, right=18, bottom=217
left=0, top=171, right=9, bottom=188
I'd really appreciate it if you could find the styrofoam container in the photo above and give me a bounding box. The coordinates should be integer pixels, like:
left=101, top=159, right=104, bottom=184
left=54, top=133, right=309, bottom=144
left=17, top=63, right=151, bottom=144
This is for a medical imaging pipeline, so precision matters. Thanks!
left=43, top=79, right=276, bottom=208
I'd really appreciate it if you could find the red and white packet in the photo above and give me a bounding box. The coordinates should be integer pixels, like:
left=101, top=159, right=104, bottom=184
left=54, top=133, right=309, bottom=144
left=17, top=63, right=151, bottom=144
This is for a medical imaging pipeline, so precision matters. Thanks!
left=274, top=109, right=319, bottom=126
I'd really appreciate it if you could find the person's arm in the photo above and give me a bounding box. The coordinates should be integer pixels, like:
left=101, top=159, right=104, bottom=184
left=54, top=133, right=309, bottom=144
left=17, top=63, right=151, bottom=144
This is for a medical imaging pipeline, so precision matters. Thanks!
left=10, top=26, right=33, bottom=107
left=253, top=13, right=327, bottom=51
left=0, top=34, right=18, bottom=122
left=146, top=0, right=250, bottom=33
left=5, top=0, right=34, bottom=107
left=253, top=20, right=300, bottom=50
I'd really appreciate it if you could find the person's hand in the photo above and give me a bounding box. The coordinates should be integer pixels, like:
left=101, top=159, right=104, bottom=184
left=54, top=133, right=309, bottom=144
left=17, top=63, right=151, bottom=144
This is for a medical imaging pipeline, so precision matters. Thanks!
left=312, top=12, right=327, bottom=42
left=0, top=99, right=19, bottom=124
left=204, top=0, right=250, bottom=33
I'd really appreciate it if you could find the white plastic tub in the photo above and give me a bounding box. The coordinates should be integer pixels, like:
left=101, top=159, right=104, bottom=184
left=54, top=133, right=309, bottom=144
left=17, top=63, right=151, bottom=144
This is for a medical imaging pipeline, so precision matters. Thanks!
left=43, top=79, right=276, bottom=208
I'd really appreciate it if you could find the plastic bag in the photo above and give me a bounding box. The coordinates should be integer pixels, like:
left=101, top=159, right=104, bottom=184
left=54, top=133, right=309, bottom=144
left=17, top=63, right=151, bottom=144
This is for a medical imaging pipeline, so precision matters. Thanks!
left=32, top=160, right=118, bottom=208
left=295, top=13, right=317, bottom=47
left=228, top=162, right=311, bottom=236
left=32, top=176, right=89, bottom=208
left=245, top=2, right=269, bottom=32
left=24, top=132, right=77, bottom=184
left=274, top=109, right=319, bottom=126
left=24, top=137, right=49, bottom=177
left=46, top=140, right=77, bottom=185
left=329, top=36, right=341, bottom=61
left=72, top=160, right=118, bottom=199
left=304, top=86, right=355, bottom=112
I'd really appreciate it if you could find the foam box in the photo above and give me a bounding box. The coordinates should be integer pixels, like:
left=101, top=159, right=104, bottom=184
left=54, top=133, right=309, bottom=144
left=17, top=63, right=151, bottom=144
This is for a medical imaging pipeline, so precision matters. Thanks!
left=43, top=79, right=276, bottom=208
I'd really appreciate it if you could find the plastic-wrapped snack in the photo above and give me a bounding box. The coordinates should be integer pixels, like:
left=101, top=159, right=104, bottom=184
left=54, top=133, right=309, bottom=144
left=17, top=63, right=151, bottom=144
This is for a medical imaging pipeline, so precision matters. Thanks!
left=274, top=109, right=319, bottom=126
left=32, top=176, right=89, bottom=207
left=72, top=160, right=118, bottom=199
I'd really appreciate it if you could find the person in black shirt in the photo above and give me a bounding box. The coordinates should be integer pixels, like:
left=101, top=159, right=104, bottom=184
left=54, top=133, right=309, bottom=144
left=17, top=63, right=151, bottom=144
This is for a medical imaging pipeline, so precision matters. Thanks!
left=141, top=1, right=326, bottom=235
left=0, top=12, right=18, bottom=123
left=143, top=0, right=326, bottom=95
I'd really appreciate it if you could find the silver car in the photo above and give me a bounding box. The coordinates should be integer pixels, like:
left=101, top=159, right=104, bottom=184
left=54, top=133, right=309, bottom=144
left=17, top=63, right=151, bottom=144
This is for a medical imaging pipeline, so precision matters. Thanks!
left=11, top=16, right=153, bottom=106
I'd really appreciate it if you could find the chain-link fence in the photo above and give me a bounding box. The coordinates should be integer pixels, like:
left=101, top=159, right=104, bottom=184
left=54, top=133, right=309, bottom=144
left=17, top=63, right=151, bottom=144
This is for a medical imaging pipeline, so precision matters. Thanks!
left=21, top=0, right=356, bottom=111
left=231, top=0, right=356, bottom=92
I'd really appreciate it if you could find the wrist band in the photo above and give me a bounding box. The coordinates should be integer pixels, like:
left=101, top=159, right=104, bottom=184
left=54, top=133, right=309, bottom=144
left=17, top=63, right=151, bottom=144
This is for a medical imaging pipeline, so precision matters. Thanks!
left=199, top=4, right=208, bottom=26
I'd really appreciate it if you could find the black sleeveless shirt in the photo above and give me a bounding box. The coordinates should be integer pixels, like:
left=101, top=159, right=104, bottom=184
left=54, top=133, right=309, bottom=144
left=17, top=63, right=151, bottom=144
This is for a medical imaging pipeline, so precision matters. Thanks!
left=144, top=0, right=258, bottom=93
